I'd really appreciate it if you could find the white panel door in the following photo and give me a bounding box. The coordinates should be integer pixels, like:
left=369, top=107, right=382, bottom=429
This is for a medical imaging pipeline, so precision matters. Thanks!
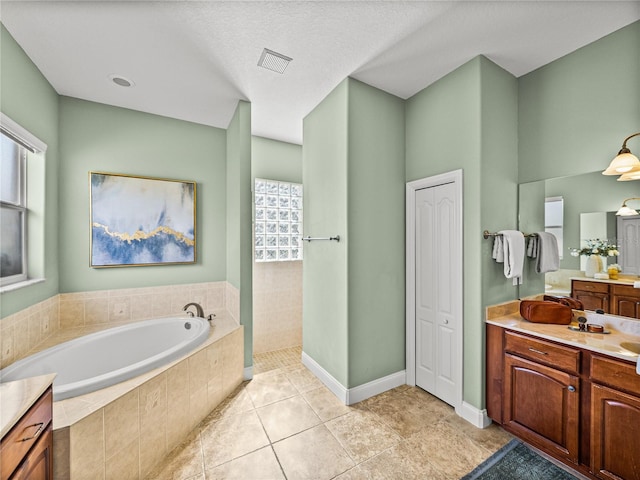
left=415, top=181, right=458, bottom=406
left=618, top=215, right=640, bottom=275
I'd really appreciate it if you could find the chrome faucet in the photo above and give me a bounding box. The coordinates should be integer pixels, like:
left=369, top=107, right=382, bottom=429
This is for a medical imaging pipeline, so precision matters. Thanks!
left=183, top=302, right=204, bottom=318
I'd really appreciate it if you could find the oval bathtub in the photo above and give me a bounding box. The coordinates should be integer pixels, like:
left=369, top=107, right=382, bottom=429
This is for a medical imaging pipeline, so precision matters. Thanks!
left=0, top=316, right=210, bottom=401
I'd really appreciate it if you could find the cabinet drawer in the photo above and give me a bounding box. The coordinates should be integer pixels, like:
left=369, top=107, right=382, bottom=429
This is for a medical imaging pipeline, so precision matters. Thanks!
left=504, top=331, right=580, bottom=374
left=0, top=388, right=52, bottom=480
left=611, top=284, right=640, bottom=297
left=572, top=280, right=609, bottom=294
left=591, top=355, right=640, bottom=397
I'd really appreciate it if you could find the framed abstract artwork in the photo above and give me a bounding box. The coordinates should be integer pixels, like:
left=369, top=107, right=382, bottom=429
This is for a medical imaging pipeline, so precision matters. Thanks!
left=90, top=172, right=196, bottom=267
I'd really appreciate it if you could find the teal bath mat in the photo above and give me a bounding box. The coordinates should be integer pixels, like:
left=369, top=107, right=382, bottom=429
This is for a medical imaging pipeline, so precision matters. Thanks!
left=462, top=439, right=580, bottom=480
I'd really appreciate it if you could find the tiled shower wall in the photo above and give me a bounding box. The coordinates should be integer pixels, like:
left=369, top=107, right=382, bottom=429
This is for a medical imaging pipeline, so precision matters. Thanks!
left=0, top=281, right=237, bottom=369
left=253, top=261, right=302, bottom=354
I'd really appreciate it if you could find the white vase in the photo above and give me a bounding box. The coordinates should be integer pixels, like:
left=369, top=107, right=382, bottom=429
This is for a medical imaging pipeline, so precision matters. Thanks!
left=585, top=255, right=602, bottom=278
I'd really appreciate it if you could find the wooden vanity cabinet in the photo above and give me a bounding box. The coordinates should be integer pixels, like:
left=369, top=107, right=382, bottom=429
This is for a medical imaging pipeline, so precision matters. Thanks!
left=571, top=280, right=640, bottom=318
left=10, top=427, right=53, bottom=480
left=0, top=387, right=53, bottom=480
left=572, top=280, right=610, bottom=313
left=590, top=355, right=640, bottom=480
left=502, top=331, right=580, bottom=463
left=611, top=284, right=640, bottom=319
left=487, top=324, right=640, bottom=480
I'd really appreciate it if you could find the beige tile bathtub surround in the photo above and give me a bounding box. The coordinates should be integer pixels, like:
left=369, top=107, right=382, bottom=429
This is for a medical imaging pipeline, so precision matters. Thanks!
left=58, top=281, right=228, bottom=330
left=2, top=281, right=245, bottom=479
left=545, top=268, right=583, bottom=292
left=225, top=282, right=240, bottom=323
left=253, top=260, right=302, bottom=354
left=55, top=320, right=244, bottom=480
left=0, top=295, right=59, bottom=369
left=0, top=281, right=230, bottom=369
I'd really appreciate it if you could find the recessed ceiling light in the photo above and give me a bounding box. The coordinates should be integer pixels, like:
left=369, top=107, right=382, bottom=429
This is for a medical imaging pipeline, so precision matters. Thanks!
left=109, top=74, right=135, bottom=88
left=257, top=48, right=292, bottom=74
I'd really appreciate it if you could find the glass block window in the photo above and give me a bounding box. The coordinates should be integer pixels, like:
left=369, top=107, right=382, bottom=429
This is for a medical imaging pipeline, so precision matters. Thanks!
left=255, top=179, right=303, bottom=262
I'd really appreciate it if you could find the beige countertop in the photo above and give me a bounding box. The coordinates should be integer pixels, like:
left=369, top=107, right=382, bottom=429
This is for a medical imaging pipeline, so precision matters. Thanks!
left=571, top=276, right=639, bottom=287
left=487, top=313, right=640, bottom=364
left=0, top=373, right=55, bottom=439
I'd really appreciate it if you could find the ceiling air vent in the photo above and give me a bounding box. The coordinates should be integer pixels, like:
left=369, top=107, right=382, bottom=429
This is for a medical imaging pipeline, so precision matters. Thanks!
left=257, top=48, right=292, bottom=74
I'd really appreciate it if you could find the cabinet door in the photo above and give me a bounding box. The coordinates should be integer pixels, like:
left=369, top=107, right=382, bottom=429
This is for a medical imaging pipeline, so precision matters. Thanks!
left=574, top=290, right=609, bottom=312
left=591, top=384, right=640, bottom=480
left=10, top=427, right=53, bottom=480
left=611, top=285, right=640, bottom=319
left=504, top=354, right=580, bottom=463
left=611, top=294, right=640, bottom=318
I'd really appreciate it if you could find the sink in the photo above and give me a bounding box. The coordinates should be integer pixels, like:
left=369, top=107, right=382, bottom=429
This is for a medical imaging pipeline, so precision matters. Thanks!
left=620, top=342, right=640, bottom=355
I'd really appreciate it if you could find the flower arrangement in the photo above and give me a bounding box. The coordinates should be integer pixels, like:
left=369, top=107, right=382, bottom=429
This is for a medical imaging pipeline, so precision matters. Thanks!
left=569, top=239, right=620, bottom=257
left=608, top=263, right=622, bottom=272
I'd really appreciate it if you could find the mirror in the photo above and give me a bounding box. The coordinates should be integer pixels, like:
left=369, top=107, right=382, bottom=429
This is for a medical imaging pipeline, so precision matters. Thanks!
left=518, top=170, right=639, bottom=301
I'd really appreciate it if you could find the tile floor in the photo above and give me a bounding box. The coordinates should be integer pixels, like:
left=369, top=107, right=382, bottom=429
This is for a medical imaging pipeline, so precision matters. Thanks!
left=146, top=347, right=513, bottom=480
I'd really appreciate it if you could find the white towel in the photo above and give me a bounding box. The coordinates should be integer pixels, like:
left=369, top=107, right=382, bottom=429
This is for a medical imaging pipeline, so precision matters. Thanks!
left=526, top=236, right=537, bottom=258
left=534, top=232, right=560, bottom=273
left=499, top=230, right=525, bottom=285
left=492, top=236, right=504, bottom=262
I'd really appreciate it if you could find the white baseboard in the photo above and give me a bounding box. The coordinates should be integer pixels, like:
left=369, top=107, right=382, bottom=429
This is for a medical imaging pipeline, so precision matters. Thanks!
left=347, top=370, right=406, bottom=405
left=301, top=351, right=406, bottom=405
left=243, top=366, right=253, bottom=381
left=301, top=352, right=348, bottom=403
left=457, top=401, right=492, bottom=428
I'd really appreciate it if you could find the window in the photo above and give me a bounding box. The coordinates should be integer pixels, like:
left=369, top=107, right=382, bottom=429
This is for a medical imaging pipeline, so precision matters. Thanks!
left=254, top=178, right=303, bottom=262
left=1, top=133, right=27, bottom=285
left=545, top=196, right=564, bottom=259
left=0, top=114, right=47, bottom=288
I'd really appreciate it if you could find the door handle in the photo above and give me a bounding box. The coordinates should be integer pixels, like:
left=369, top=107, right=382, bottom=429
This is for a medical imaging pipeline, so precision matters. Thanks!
left=568, top=386, right=576, bottom=393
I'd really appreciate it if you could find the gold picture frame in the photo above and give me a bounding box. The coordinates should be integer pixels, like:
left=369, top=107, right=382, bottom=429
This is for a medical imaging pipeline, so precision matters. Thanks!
left=89, top=172, right=196, bottom=267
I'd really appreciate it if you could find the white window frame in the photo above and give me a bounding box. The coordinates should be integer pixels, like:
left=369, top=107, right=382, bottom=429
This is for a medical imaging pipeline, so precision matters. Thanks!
left=0, top=113, right=47, bottom=289
left=1, top=138, right=27, bottom=285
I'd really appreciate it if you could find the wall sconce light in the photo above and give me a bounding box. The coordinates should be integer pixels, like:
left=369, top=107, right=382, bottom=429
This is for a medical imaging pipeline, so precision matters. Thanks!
left=616, top=197, right=640, bottom=216
left=617, top=170, right=640, bottom=181
left=602, top=132, right=640, bottom=176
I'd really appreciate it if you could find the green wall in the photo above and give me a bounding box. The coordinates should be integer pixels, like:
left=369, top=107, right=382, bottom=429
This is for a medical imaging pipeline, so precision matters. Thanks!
left=517, top=181, right=547, bottom=298
left=519, top=21, right=640, bottom=184
left=58, top=97, right=227, bottom=292
left=303, top=78, right=406, bottom=389
left=479, top=58, right=519, bottom=307
left=347, top=79, right=406, bottom=387
left=303, top=79, right=350, bottom=386
left=1, top=24, right=60, bottom=316
left=406, top=56, right=519, bottom=410
left=252, top=136, right=302, bottom=184
left=226, top=101, right=253, bottom=368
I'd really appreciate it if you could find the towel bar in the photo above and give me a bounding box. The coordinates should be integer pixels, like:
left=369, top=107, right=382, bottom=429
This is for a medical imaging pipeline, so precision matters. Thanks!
left=483, top=230, right=537, bottom=239
left=303, top=235, right=340, bottom=242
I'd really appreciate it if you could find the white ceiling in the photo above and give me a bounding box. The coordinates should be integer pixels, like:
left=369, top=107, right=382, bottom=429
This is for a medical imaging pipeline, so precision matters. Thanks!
left=2, top=1, right=639, bottom=145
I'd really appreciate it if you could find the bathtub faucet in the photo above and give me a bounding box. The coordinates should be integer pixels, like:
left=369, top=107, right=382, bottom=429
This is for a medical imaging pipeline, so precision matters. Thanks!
left=183, top=302, right=204, bottom=318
